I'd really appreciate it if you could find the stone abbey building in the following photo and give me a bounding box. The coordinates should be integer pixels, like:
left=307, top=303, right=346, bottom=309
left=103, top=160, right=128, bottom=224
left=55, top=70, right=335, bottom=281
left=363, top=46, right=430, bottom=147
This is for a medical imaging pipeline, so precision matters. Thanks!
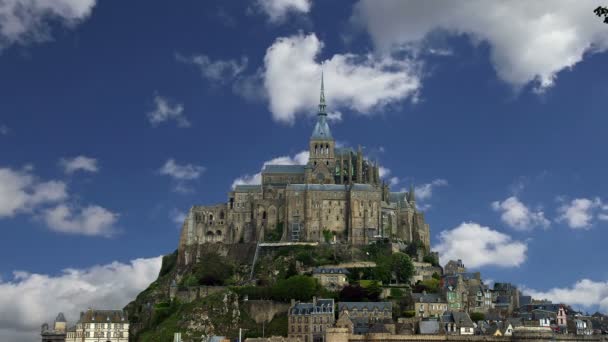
left=178, top=77, right=431, bottom=265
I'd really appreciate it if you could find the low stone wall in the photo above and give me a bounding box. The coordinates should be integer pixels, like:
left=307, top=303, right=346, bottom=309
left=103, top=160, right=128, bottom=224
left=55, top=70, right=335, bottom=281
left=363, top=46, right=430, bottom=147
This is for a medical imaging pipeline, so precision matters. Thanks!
left=243, top=300, right=290, bottom=324
left=328, top=332, right=605, bottom=342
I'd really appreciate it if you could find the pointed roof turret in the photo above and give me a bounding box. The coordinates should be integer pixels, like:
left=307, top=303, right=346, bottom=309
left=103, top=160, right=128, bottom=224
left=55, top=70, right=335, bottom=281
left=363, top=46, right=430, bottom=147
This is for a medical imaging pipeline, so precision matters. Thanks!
left=311, top=71, right=333, bottom=140
left=408, top=184, right=416, bottom=203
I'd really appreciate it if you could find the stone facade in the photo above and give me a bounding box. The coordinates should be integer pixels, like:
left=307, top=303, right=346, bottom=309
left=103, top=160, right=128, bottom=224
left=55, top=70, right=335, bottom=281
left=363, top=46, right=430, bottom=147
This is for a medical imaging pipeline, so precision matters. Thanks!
left=65, top=309, right=129, bottom=342
left=288, top=298, right=335, bottom=342
left=312, top=268, right=349, bottom=291
left=178, top=79, right=431, bottom=266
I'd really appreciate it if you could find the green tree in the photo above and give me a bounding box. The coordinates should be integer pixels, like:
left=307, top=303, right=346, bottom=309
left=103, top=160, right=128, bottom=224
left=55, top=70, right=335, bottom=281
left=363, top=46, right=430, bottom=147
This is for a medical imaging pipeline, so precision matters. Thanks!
left=193, top=253, right=235, bottom=286
left=273, top=275, right=320, bottom=301
left=390, top=252, right=414, bottom=284
left=470, top=312, right=485, bottom=322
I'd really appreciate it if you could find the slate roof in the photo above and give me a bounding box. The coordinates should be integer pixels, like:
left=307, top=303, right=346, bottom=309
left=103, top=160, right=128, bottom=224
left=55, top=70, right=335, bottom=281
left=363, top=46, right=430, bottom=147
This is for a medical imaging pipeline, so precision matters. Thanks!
left=313, top=267, right=349, bottom=275
left=286, top=183, right=375, bottom=192
left=262, top=165, right=306, bottom=174
left=419, top=320, right=441, bottom=334
left=453, top=312, right=475, bottom=328
left=411, top=292, right=445, bottom=303
left=79, top=309, right=127, bottom=323
left=233, top=185, right=262, bottom=193
left=291, top=299, right=334, bottom=315
left=312, top=114, right=333, bottom=140
left=338, top=302, right=392, bottom=312
left=56, top=313, right=66, bottom=322
left=441, top=311, right=474, bottom=328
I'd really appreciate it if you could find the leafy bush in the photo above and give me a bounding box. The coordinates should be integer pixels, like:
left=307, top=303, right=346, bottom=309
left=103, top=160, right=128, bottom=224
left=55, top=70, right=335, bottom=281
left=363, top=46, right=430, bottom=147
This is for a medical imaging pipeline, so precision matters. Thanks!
left=470, top=312, right=485, bottom=322
left=402, top=310, right=416, bottom=318
left=159, top=250, right=178, bottom=277
left=423, top=254, right=439, bottom=267
left=390, top=288, right=404, bottom=299
left=192, top=252, right=235, bottom=286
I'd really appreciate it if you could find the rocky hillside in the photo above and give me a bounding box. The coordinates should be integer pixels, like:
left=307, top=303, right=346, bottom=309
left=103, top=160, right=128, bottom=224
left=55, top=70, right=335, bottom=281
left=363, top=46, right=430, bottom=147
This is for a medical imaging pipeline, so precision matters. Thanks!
left=124, top=242, right=415, bottom=341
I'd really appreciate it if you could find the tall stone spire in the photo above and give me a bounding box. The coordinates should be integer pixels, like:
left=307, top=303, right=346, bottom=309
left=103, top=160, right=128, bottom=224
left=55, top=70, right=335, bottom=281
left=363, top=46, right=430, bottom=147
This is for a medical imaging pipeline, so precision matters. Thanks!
left=319, top=70, right=327, bottom=114
left=311, top=71, right=332, bottom=139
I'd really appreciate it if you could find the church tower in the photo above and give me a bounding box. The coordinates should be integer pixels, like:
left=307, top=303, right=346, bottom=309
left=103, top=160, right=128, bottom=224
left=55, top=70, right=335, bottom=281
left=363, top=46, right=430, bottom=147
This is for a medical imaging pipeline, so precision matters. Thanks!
left=308, top=72, right=335, bottom=184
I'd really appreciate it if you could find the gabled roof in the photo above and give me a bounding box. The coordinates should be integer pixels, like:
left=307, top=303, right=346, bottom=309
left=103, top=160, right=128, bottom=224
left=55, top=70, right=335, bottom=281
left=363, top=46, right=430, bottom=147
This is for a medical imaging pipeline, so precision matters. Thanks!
left=313, top=267, right=349, bottom=275
left=233, top=185, right=262, bottom=193
left=291, top=299, right=334, bottom=315
left=79, top=309, right=127, bottom=323
left=412, top=292, right=445, bottom=303
left=262, top=165, right=306, bottom=174
left=286, top=183, right=375, bottom=192
left=338, top=302, right=392, bottom=312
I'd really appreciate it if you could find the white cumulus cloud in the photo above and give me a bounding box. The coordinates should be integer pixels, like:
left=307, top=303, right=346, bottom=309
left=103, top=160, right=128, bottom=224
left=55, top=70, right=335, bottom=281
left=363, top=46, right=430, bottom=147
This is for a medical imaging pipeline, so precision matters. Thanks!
left=414, top=179, right=448, bottom=201
left=232, top=150, right=309, bottom=188
left=352, top=0, right=608, bottom=91
left=434, top=222, right=528, bottom=268
left=255, top=0, right=311, bottom=23
left=60, top=155, right=98, bottom=174
left=159, top=159, right=205, bottom=181
left=0, top=167, right=67, bottom=218
left=263, top=33, right=421, bottom=124
left=523, top=279, right=608, bottom=312
left=492, top=196, right=550, bottom=231
left=0, top=0, right=96, bottom=50
left=0, top=256, right=161, bottom=342
left=147, top=95, right=190, bottom=128
left=557, top=197, right=603, bottom=229
left=159, top=159, right=205, bottom=194
left=43, top=204, right=118, bottom=237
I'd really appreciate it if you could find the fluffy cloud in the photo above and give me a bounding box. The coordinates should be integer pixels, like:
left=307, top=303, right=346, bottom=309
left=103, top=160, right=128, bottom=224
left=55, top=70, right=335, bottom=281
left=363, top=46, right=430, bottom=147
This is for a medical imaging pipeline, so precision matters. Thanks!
left=0, top=256, right=161, bottom=342
left=0, top=167, right=67, bottom=217
left=434, top=222, right=528, bottom=268
left=0, top=0, right=96, bottom=50
left=147, top=95, right=190, bottom=128
left=43, top=204, right=118, bottom=237
left=232, top=151, right=309, bottom=188
left=159, top=159, right=204, bottom=181
left=263, top=33, right=421, bottom=123
left=0, top=166, right=118, bottom=236
left=175, top=53, right=248, bottom=83
left=255, top=0, right=311, bottom=23
left=492, top=196, right=550, bottom=231
left=523, top=279, right=608, bottom=311
left=159, top=159, right=205, bottom=194
left=415, top=179, right=448, bottom=201
left=352, top=0, right=608, bottom=91
left=60, top=155, right=98, bottom=174
left=557, top=197, right=603, bottom=229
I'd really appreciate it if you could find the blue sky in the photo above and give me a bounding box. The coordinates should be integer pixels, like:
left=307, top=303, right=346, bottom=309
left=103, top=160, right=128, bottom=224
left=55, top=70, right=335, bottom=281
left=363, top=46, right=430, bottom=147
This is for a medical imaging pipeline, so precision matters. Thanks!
left=2, top=0, right=608, bottom=339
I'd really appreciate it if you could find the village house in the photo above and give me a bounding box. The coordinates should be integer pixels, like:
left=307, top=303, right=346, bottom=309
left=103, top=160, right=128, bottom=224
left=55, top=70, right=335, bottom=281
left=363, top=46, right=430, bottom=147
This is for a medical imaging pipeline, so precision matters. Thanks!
left=441, top=311, right=474, bottom=335
left=410, top=292, right=447, bottom=318
left=288, top=297, right=335, bottom=342
left=312, top=268, right=349, bottom=291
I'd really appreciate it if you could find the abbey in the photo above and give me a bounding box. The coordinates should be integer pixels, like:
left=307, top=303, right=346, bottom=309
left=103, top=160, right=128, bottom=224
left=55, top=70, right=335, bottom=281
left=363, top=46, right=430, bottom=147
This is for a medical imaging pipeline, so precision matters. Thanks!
left=178, top=76, right=431, bottom=265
